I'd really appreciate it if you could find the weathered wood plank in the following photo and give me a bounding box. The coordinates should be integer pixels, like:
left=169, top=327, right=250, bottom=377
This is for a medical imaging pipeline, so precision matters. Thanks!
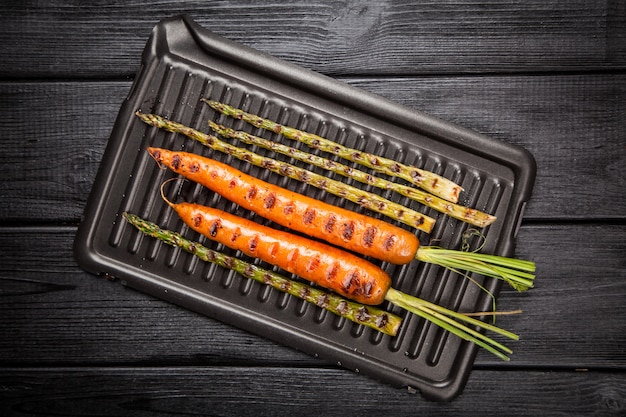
left=0, top=74, right=624, bottom=222
left=1, top=0, right=622, bottom=412
left=1, top=224, right=624, bottom=368
left=0, top=227, right=312, bottom=367
left=0, top=1, right=624, bottom=78
left=0, top=82, right=125, bottom=222
left=482, top=223, right=626, bottom=368
left=0, top=367, right=623, bottom=415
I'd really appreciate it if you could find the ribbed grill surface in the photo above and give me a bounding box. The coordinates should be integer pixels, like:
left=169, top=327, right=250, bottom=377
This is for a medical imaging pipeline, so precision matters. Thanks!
left=79, top=18, right=530, bottom=399
left=106, top=60, right=507, bottom=376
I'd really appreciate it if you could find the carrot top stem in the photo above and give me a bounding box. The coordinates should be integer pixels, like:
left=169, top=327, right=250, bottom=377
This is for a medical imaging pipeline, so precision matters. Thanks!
left=122, top=212, right=403, bottom=336
left=384, top=288, right=517, bottom=361
left=416, top=247, right=536, bottom=292
left=202, top=99, right=464, bottom=203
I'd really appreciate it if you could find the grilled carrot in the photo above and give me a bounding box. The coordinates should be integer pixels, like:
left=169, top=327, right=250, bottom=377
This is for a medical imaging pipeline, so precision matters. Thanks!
left=148, top=147, right=419, bottom=265
left=148, top=147, right=535, bottom=292
left=159, top=190, right=519, bottom=360
left=162, top=194, right=391, bottom=305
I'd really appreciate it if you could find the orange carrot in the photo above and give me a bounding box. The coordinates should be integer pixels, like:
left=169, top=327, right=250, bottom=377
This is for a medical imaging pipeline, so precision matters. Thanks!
left=163, top=196, right=391, bottom=305
left=148, top=147, right=419, bottom=265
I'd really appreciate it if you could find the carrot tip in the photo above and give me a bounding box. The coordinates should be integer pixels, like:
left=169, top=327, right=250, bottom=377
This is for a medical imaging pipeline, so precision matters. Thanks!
left=160, top=177, right=185, bottom=208
left=146, top=147, right=169, bottom=171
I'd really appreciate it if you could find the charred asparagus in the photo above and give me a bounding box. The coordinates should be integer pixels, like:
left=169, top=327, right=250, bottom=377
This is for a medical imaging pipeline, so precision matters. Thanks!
left=203, top=99, right=463, bottom=203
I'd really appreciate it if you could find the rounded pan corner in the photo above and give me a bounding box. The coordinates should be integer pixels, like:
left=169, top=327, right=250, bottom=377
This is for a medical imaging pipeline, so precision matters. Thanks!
left=72, top=226, right=103, bottom=276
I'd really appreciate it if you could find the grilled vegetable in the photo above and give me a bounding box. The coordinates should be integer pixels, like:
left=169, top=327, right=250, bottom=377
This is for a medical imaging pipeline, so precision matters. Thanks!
left=136, top=111, right=435, bottom=234
left=148, top=147, right=535, bottom=292
left=162, top=196, right=392, bottom=304
left=207, top=120, right=496, bottom=228
left=147, top=147, right=418, bottom=265
left=122, top=212, right=402, bottom=336
left=202, top=99, right=463, bottom=203
left=157, top=190, right=519, bottom=361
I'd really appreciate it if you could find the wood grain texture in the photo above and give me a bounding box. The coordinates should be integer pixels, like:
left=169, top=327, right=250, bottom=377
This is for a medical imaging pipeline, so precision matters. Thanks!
left=1, top=0, right=624, bottom=409
left=0, top=368, right=624, bottom=416
left=0, top=226, right=313, bottom=367
left=1, top=74, right=624, bottom=223
left=1, top=225, right=624, bottom=368
left=0, top=1, right=624, bottom=78
left=0, top=82, right=124, bottom=223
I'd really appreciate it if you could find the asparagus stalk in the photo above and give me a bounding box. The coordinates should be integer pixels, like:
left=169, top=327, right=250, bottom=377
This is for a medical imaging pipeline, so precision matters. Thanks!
left=122, top=212, right=403, bottom=336
left=208, top=121, right=496, bottom=228
left=202, top=99, right=463, bottom=203
left=136, top=112, right=436, bottom=233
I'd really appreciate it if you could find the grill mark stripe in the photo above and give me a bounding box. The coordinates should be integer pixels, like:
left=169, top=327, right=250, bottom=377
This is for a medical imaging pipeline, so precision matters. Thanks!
left=342, top=221, right=355, bottom=241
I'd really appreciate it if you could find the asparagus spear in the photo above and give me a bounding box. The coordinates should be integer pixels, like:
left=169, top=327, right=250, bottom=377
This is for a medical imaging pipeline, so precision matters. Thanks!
left=122, top=212, right=403, bottom=336
left=136, top=112, right=436, bottom=233
left=202, top=99, right=463, bottom=203
left=208, top=121, right=496, bottom=228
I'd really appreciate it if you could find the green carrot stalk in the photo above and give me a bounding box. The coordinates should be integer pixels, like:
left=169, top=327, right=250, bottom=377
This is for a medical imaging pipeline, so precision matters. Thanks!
left=202, top=99, right=463, bottom=203
left=122, top=212, right=403, bottom=336
left=416, top=247, right=536, bottom=292
left=208, top=120, right=496, bottom=228
left=384, top=288, right=517, bottom=361
left=135, top=112, right=436, bottom=233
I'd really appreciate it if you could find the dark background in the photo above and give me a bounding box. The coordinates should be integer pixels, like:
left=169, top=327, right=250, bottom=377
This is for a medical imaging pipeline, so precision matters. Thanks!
left=1, top=1, right=624, bottom=415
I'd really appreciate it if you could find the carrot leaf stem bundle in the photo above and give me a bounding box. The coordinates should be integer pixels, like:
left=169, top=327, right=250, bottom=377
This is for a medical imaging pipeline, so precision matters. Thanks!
left=122, top=212, right=403, bottom=336
left=136, top=111, right=435, bottom=233
left=384, top=288, right=517, bottom=361
left=416, top=247, right=536, bottom=292
left=202, top=99, right=463, bottom=203
left=207, top=120, right=496, bottom=228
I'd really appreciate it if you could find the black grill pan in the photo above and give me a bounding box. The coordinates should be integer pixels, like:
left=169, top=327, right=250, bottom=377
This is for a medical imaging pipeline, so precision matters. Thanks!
left=74, top=15, right=536, bottom=401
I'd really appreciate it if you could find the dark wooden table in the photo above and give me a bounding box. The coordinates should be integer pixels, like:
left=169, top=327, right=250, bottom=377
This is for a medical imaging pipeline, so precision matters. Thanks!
left=1, top=2, right=624, bottom=415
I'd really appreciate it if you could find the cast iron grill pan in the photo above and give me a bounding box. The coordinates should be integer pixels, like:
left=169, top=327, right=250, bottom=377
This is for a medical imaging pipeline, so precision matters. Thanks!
left=74, top=15, right=536, bottom=401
